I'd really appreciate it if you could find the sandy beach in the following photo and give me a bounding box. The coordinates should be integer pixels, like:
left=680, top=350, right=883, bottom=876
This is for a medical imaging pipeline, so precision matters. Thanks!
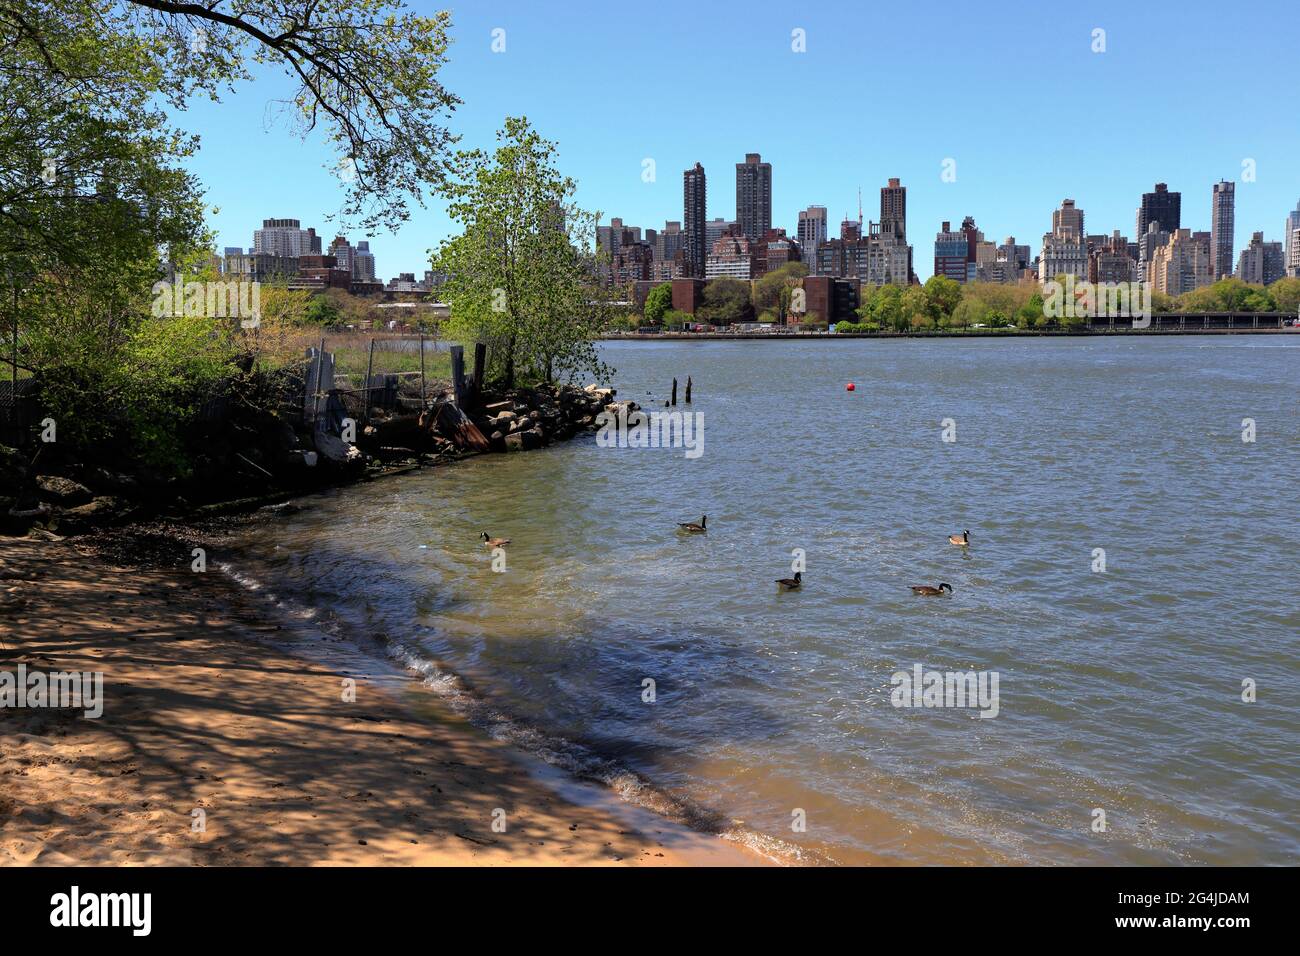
left=0, top=537, right=756, bottom=867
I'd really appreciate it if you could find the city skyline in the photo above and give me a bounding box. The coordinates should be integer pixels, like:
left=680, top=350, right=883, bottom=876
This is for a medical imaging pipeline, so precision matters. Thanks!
left=179, top=1, right=1300, bottom=280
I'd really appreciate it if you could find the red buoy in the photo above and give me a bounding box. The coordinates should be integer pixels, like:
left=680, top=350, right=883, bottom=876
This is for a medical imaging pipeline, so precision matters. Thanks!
left=846, top=382, right=856, bottom=391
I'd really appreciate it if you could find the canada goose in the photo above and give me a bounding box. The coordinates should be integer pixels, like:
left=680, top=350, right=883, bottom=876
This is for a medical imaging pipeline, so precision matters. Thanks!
left=910, top=583, right=952, bottom=596
left=678, top=515, right=707, bottom=534
left=948, top=530, right=970, bottom=546
left=775, top=571, right=802, bottom=590
left=480, top=532, right=510, bottom=548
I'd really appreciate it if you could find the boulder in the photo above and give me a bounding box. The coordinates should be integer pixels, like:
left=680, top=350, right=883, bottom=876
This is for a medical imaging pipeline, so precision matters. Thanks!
left=314, top=431, right=363, bottom=466
left=35, top=475, right=93, bottom=505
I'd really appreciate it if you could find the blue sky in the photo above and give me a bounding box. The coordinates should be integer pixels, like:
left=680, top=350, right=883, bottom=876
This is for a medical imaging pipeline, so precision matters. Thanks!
left=175, top=0, right=1300, bottom=280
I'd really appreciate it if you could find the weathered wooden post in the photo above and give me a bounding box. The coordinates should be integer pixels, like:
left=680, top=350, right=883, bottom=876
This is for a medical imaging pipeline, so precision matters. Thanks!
left=450, top=345, right=465, bottom=406
left=472, top=342, right=487, bottom=403
left=363, top=337, right=376, bottom=426
left=310, top=336, right=326, bottom=426
left=671, top=377, right=677, bottom=406
left=685, top=376, right=692, bottom=404
left=419, top=333, right=427, bottom=409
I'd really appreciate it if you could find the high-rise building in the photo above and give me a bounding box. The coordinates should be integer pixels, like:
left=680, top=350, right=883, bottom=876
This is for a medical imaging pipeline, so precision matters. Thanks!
left=353, top=241, right=376, bottom=282
left=682, top=163, right=707, bottom=279
left=1039, top=200, right=1088, bottom=281
left=648, top=221, right=685, bottom=281
left=1137, top=183, right=1181, bottom=239
left=1091, top=231, right=1136, bottom=284
left=328, top=235, right=355, bottom=276
left=1051, top=199, right=1084, bottom=239
left=797, top=206, right=828, bottom=266
left=1284, top=200, right=1300, bottom=278
left=705, top=218, right=735, bottom=249
left=253, top=218, right=317, bottom=259
left=1148, top=228, right=1211, bottom=295
left=880, top=178, right=906, bottom=239
left=1235, top=232, right=1285, bottom=286
left=1211, top=180, right=1235, bottom=281
left=705, top=228, right=759, bottom=280
left=735, top=153, right=772, bottom=242
left=934, top=220, right=974, bottom=283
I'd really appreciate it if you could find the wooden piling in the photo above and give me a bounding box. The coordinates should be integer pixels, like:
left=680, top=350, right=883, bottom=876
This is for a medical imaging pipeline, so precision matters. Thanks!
left=450, top=345, right=465, bottom=407
left=671, top=377, right=677, bottom=406
left=363, top=337, right=376, bottom=427
left=685, top=376, right=692, bottom=404
left=472, top=342, right=487, bottom=404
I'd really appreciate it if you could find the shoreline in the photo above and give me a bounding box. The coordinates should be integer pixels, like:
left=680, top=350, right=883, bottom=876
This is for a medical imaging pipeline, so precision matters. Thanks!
left=604, top=327, right=1300, bottom=341
left=0, top=535, right=763, bottom=867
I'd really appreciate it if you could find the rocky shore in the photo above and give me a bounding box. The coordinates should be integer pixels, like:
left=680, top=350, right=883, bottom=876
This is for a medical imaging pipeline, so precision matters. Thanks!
left=0, top=381, right=637, bottom=539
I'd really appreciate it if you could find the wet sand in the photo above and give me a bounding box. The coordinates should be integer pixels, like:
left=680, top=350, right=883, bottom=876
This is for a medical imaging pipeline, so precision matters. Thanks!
left=0, top=538, right=758, bottom=866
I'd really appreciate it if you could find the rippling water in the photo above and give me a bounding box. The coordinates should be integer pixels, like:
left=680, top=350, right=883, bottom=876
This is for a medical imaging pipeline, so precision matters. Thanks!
left=214, top=337, right=1300, bottom=864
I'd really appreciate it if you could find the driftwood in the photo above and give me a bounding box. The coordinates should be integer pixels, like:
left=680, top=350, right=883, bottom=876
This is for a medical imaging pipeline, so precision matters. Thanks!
left=425, top=401, right=491, bottom=452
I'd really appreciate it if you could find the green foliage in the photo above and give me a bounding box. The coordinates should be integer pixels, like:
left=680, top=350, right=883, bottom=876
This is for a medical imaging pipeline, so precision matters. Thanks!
left=1268, top=277, right=1300, bottom=315
left=752, top=261, right=808, bottom=321
left=432, top=116, right=612, bottom=385
left=1177, top=278, right=1275, bottom=313
left=304, top=295, right=344, bottom=326
left=643, top=283, right=673, bottom=324
left=697, top=276, right=752, bottom=326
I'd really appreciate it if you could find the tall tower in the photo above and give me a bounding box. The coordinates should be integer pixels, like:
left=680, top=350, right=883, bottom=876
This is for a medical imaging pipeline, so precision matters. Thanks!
left=1137, top=183, right=1181, bottom=238
left=880, top=178, right=906, bottom=239
left=682, top=163, right=707, bottom=278
left=735, top=153, right=772, bottom=242
left=797, top=206, right=828, bottom=263
left=1052, top=199, right=1084, bottom=239
left=1211, top=180, right=1235, bottom=281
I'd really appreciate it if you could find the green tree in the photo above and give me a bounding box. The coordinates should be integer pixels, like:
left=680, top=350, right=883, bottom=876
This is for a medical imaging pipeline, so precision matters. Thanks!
left=643, top=283, right=673, bottom=324
left=922, top=275, right=962, bottom=324
left=697, top=277, right=752, bottom=326
left=432, top=116, right=612, bottom=386
left=1268, top=277, right=1300, bottom=316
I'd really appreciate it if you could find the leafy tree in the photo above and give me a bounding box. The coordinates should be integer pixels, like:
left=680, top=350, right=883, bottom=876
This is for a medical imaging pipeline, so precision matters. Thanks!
left=2, top=0, right=462, bottom=471
left=922, top=275, right=962, bottom=323
left=1268, top=277, right=1300, bottom=316
left=432, top=116, right=612, bottom=386
left=752, top=261, right=807, bottom=322
left=697, top=276, right=752, bottom=326
left=643, top=282, right=673, bottom=324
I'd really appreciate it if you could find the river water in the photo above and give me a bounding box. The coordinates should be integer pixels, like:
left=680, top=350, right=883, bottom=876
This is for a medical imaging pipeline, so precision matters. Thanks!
left=213, top=337, right=1300, bottom=864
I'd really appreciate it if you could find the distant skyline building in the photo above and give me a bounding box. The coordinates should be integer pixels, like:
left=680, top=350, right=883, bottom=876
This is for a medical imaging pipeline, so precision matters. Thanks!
left=353, top=240, right=376, bottom=282
left=1051, top=198, right=1084, bottom=239
left=735, top=153, right=772, bottom=243
left=253, top=218, right=319, bottom=259
left=705, top=228, right=759, bottom=280
left=1039, top=199, right=1088, bottom=281
left=1211, top=180, right=1235, bottom=281
left=797, top=205, right=828, bottom=266
left=1235, top=231, right=1284, bottom=286
left=1285, top=199, right=1300, bottom=278
left=1137, top=183, right=1181, bottom=240
left=682, top=163, right=707, bottom=278
left=705, top=217, right=736, bottom=249
left=880, top=178, right=906, bottom=239
left=934, top=220, right=975, bottom=283
left=1148, top=228, right=1211, bottom=295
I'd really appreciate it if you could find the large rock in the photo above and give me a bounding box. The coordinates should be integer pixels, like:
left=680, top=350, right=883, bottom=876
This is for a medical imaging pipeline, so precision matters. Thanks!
left=313, top=431, right=363, bottom=466
left=35, top=475, right=93, bottom=505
